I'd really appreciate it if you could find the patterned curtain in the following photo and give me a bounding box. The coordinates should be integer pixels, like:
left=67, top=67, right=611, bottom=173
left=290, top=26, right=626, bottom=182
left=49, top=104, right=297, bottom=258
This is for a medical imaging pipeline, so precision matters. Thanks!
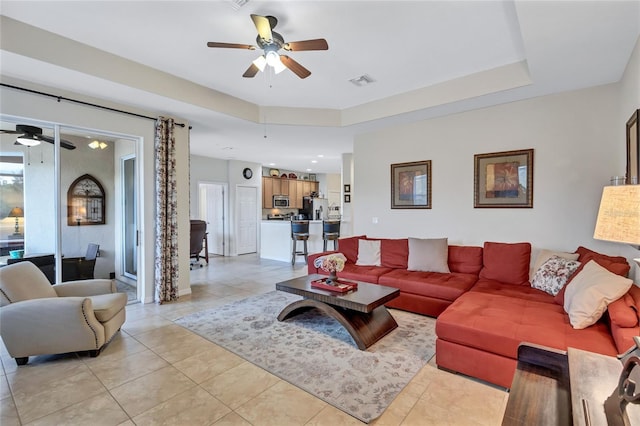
left=154, top=117, right=179, bottom=303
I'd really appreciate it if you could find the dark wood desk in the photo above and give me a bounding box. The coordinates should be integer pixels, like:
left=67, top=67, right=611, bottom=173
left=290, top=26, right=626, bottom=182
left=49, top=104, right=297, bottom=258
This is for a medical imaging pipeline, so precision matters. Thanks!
left=503, top=344, right=640, bottom=425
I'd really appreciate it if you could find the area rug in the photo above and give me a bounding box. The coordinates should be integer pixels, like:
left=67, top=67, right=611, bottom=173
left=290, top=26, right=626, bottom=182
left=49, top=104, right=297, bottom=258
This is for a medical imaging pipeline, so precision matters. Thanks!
left=174, top=291, right=436, bottom=423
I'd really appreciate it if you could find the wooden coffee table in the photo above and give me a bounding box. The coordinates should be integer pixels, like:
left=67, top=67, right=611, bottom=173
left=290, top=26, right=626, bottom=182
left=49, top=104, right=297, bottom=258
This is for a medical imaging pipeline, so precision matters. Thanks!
left=275, top=275, right=400, bottom=350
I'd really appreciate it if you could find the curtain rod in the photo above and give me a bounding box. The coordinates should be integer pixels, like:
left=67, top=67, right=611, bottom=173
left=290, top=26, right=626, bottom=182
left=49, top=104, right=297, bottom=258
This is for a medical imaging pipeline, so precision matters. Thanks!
left=1, top=83, right=187, bottom=128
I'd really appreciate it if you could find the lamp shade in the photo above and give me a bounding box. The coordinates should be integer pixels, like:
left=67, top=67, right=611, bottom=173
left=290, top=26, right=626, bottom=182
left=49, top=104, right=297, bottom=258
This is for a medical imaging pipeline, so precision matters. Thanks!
left=8, top=207, right=23, bottom=218
left=593, top=185, right=640, bottom=245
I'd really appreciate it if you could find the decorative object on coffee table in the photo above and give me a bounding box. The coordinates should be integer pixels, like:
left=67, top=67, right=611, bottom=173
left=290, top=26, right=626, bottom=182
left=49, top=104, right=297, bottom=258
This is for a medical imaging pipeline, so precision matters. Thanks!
left=313, top=253, right=346, bottom=284
left=474, top=149, right=534, bottom=208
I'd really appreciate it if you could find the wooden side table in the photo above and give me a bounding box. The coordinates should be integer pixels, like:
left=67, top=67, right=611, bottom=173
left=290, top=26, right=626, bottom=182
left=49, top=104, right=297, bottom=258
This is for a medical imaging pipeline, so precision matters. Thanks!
left=503, top=343, right=640, bottom=425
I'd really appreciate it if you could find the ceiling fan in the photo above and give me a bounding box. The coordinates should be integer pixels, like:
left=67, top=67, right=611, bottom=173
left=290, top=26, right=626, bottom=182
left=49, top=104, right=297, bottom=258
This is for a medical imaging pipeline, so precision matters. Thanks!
left=207, top=14, right=328, bottom=79
left=0, top=125, right=76, bottom=150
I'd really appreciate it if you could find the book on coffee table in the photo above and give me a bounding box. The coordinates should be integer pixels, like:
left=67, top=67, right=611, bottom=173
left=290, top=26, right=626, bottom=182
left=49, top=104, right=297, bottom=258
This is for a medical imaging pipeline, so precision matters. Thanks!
left=310, top=278, right=358, bottom=293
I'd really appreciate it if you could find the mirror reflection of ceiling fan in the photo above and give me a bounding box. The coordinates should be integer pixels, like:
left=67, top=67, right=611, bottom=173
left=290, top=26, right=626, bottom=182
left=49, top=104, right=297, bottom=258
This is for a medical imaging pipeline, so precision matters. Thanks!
left=0, top=125, right=76, bottom=150
left=207, top=14, right=328, bottom=79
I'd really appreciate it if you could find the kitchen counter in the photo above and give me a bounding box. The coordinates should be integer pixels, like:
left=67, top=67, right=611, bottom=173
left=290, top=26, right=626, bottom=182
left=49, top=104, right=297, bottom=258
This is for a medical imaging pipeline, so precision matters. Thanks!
left=260, top=220, right=351, bottom=263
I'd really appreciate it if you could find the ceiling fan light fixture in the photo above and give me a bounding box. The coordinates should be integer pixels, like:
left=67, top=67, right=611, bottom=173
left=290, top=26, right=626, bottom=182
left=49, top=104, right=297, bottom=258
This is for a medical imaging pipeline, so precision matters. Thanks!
left=16, top=135, right=41, bottom=147
left=252, top=55, right=267, bottom=72
left=272, top=58, right=287, bottom=74
left=265, top=50, right=280, bottom=67
left=89, top=140, right=107, bottom=150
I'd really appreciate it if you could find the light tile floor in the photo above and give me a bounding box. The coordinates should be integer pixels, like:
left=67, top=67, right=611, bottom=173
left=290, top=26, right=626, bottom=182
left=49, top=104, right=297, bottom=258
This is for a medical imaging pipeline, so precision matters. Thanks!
left=1, top=254, right=508, bottom=425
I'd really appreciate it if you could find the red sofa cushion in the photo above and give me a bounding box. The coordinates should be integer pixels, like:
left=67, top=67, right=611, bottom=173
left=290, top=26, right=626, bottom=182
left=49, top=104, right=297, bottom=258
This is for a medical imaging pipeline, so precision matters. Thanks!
left=575, top=246, right=628, bottom=264
left=378, top=269, right=478, bottom=302
left=337, top=263, right=392, bottom=284
left=479, top=242, right=531, bottom=286
left=471, top=279, right=556, bottom=304
left=554, top=253, right=630, bottom=305
left=337, top=235, right=366, bottom=263
left=608, top=292, right=638, bottom=328
left=436, top=291, right=618, bottom=360
left=448, top=245, right=483, bottom=275
left=379, top=238, right=409, bottom=269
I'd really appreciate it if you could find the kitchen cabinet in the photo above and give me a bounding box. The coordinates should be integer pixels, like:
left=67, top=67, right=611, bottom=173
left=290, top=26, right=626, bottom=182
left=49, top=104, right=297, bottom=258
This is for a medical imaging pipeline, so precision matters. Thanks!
left=262, top=176, right=319, bottom=209
left=263, top=177, right=274, bottom=208
left=288, top=180, right=299, bottom=208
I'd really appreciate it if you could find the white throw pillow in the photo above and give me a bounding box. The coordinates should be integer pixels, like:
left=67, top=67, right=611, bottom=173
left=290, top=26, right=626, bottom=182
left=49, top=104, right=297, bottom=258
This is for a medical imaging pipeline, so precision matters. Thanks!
left=530, top=255, right=581, bottom=296
left=356, top=240, right=381, bottom=266
left=530, top=249, right=580, bottom=281
left=407, top=237, right=450, bottom=273
left=563, top=260, right=633, bottom=329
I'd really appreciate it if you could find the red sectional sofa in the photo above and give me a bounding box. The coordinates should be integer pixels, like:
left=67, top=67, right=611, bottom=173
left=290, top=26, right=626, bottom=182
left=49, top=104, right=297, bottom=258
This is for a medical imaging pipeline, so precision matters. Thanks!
left=307, top=236, right=483, bottom=317
left=307, top=236, right=640, bottom=389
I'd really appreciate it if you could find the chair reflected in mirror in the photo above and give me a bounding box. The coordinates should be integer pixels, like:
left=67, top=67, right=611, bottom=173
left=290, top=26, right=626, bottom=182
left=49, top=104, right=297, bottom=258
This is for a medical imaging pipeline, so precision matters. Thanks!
left=62, top=243, right=99, bottom=282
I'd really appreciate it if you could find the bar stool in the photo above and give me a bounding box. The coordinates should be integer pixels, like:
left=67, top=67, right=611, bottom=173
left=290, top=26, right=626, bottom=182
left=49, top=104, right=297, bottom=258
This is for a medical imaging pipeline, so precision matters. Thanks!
left=291, top=220, right=310, bottom=266
left=322, top=220, right=341, bottom=251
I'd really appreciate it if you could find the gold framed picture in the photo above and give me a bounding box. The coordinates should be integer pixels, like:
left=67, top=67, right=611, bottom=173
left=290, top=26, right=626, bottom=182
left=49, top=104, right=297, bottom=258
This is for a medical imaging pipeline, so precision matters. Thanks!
left=474, top=149, right=534, bottom=208
left=391, top=160, right=432, bottom=209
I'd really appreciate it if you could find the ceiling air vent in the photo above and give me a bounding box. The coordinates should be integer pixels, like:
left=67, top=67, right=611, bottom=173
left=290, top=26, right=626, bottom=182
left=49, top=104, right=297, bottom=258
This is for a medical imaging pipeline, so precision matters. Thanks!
left=349, top=74, right=376, bottom=87
left=225, top=0, right=249, bottom=11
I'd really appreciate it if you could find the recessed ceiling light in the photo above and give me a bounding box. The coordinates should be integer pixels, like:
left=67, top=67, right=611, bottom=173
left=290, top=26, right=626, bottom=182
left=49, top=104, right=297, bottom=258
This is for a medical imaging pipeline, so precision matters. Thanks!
left=317, top=154, right=324, bottom=158
left=268, top=163, right=276, bottom=166
left=311, top=160, right=318, bottom=163
left=306, top=168, right=312, bottom=172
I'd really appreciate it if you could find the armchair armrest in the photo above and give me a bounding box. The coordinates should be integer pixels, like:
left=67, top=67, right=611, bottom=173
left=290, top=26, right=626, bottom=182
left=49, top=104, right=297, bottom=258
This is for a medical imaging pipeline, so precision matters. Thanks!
left=53, top=279, right=116, bottom=297
left=0, top=297, right=105, bottom=357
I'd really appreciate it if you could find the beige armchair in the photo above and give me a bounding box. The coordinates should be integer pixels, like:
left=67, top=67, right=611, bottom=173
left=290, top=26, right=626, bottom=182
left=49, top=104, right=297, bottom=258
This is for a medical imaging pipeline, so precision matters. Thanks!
left=0, top=261, right=127, bottom=366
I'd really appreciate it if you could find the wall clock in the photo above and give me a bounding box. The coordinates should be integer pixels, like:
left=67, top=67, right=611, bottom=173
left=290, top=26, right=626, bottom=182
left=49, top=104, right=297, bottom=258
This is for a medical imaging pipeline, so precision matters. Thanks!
left=242, top=167, right=253, bottom=179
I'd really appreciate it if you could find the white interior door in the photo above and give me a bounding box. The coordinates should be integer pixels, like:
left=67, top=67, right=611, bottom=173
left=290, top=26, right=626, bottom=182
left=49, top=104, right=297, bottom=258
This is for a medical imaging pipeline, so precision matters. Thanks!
left=199, top=182, right=225, bottom=255
left=236, top=185, right=257, bottom=254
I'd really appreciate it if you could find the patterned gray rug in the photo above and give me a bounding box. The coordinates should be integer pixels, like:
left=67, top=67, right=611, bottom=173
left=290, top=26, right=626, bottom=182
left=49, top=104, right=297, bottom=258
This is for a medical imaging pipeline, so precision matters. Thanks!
left=174, top=290, right=436, bottom=423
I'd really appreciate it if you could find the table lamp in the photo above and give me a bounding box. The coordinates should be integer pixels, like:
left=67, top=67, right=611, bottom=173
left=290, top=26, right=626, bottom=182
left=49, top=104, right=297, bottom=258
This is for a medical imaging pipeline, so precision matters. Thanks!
left=8, top=207, right=24, bottom=235
left=593, top=185, right=640, bottom=425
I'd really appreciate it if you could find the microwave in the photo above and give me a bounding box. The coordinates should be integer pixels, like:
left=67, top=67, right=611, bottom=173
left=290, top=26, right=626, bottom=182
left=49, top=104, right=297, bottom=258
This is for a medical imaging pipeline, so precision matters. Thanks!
left=273, top=195, right=289, bottom=207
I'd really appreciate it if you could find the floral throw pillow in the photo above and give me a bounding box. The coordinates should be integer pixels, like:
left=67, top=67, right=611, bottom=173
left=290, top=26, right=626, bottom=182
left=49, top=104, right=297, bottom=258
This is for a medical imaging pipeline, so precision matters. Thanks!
left=531, top=255, right=581, bottom=296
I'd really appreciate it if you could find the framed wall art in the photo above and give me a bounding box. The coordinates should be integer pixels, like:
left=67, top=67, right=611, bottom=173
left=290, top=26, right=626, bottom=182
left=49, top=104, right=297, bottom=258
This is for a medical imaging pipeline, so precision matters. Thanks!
left=67, top=174, right=106, bottom=225
left=344, top=184, right=351, bottom=193
left=391, top=160, right=432, bottom=209
left=627, top=109, right=639, bottom=185
left=344, top=194, right=351, bottom=203
left=474, top=149, right=534, bottom=208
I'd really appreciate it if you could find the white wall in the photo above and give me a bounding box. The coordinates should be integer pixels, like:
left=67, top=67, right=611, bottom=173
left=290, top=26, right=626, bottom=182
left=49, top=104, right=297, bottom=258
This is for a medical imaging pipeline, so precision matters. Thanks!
left=0, top=80, right=191, bottom=302
left=189, top=154, right=229, bottom=219
left=354, top=80, right=639, bottom=280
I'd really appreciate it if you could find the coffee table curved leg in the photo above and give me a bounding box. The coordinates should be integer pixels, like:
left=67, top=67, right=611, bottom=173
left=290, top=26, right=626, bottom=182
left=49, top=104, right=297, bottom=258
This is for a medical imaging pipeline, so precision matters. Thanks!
left=277, top=299, right=398, bottom=350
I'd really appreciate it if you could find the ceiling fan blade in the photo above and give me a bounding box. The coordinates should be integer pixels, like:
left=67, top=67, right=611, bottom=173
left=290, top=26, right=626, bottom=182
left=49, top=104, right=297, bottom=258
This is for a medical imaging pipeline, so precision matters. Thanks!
left=242, top=63, right=260, bottom=78
left=36, top=134, right=77, bottom=150
left=0, top=129, right=21, bottom=134
left=251, top=14, right=273, bottom=42
left=283, top=39, right=329, bottom=51
left=280, top=55, right=311, bottom=79
left=207, top=42, right=256, bottom=50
